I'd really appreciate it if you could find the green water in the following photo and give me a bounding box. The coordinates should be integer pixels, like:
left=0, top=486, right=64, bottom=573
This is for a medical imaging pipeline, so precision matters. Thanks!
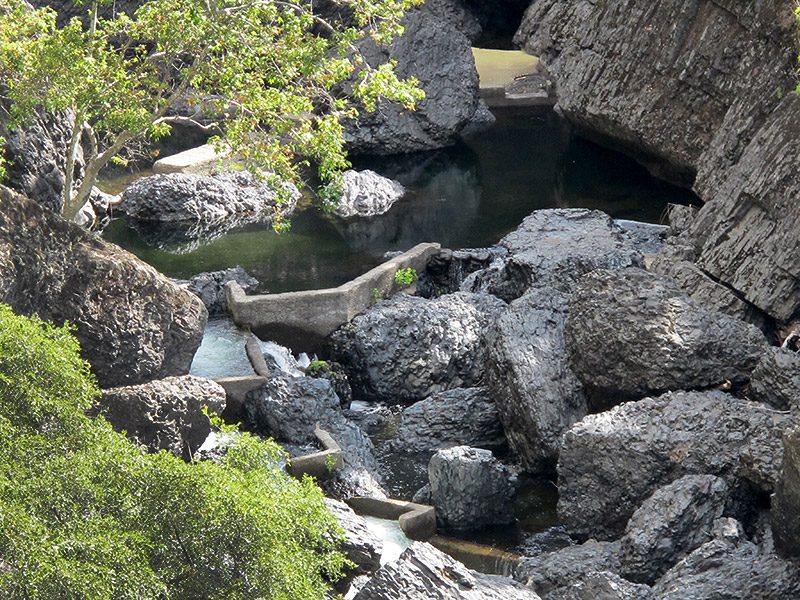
left=104, top=109, right=697, bottom=293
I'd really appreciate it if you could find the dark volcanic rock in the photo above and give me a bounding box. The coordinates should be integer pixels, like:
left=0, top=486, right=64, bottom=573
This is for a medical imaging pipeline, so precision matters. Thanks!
left=345, top=4, right=482, bottom=155
left=353, top=542, right=541, bottom=600
left=772, top=423, right=800, bottom=558
left=484, top=287, right=586, bottom=472
left=462, top=209, right=642, bottom=302
left=334, top=169, right=405, bottom=218
left=388, top=387, right=506, bottom=454
left=516, top=540, right=623, bottom=596
left=99, top=375, right=225, bottom=459
left=186, top=266, right=259, bottom=316
left=427, top=445, right=515, bottom=532
left=329, top=292, right=505, bottom=404
left=0, top=186, right=206, bottom=387
left=565, top=268, right=767, bottom=399
left=323, top=498, right=382, bottom=576
left=620, top=475, right=729, bottom=584
left=749, top=347, right=800, bottom=411
left=244, top=374, right=384, bottom=498
left=547, top=572, right=652, bottom=600
left=557, top=390, right=793, bottom=541
left=652, top=537, right=800, bottom=600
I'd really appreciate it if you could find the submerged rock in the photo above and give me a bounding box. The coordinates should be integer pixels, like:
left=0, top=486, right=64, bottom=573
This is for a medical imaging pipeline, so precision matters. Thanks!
left=389, top=387, right=506, bottom=454
left=565, top=268, right=767, bottom=400
left=334, top=170, right=405, bottom=218
left=329, top=292, right=505, bottom=404
left=185, top=266, right=259, bottom=315
left=462, top=209, right=641, bottom=302
left=428, top=446, right=515, bottom=532
left=353, top=542, right=540, bottom=599
left=98, top=375, right=226, bottom=459
left=244, top=374, right=384, bottom=499
left=557, top=390, right=793, bottom=541
left=0, top=186, right=206, bottom=387
left=620, top=475, right=729, bottom=584
left=485, top=287, right=586, bottom=472
left=120, top=170, right=298, bottom=224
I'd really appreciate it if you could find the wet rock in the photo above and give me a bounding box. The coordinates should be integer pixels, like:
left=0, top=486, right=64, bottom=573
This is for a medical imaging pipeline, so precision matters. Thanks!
left=484, top=287, right=587, bottom=472
left=353, top=541, right=541, bottom=600
left=334, top=170, right=405, bottom=218
left=749, top=347, right=800, bottom=411
left=421, top=246, right=508, bottom=297
left=652, top=537, right=800, bottom=600
left=345, top=5, right=481, bottom=155
left=411, top=483, right=431, bottom=505
left=557, top=390, right=793, bottom=541
left=516, top=540, right=622, bottom=596
left=0, top=186, right=206, bottom=387
left=98, top=375, right=226, bottom=459
left=185, top=266, right=259, bottom=315
left=244, top=374, right=384, bottom=498
left=772, top=424, right=800, bottom=558
left=306, top=360, right=353, bottom=409
left=565, top=268, right=767, bottom=400
left=329, top=292, right=505, bottom=404
left=547, top=572, right=652, bottom=600
left=120, top=171, right=298, bottom=225
left=620, top=475, right=729, bottom=584
left=518, top=526, right=575, bottom=559
left=389, top=387, right=506, bottom=454
left=324, top=498, right=382, bottom=576
left=428, top=446, right=515, bottom=532
left=463, top=209, right=642, bottom=302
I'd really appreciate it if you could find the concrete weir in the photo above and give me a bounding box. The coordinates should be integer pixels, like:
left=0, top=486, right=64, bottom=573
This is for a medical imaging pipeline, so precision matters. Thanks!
left=225, top=242, right=440, bottom=350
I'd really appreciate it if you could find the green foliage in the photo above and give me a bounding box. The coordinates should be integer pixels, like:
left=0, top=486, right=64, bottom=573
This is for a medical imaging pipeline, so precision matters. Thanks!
left=0, top=304, right=348, bottom=599
left=371, top=287, right=382, bottom=303
left=306, top=359, right=330, bottom=377
left=0, top=136, right=7, bottom=182
left=393, top=266, right=418, bottom=287
left=0, top=0, right=425, bottom=209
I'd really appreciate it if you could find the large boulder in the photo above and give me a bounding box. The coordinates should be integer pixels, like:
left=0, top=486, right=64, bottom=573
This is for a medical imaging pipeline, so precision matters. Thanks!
left=462, top=209, right=642, bottom=302
left=388, top=387, right=506, bottom=455
left=652, top=537, right=800, bottom=600
left=184, top=266, right=259, bottom=316
left=484, top=287, right=587, bottom=472
left=0, top=186, right=206, bottom=387
left=323, top=498, right=382, bottom=576
left=344, top=5, right=483, bottom=155
left=546, top=572, right=652, bottom=600
left=557, top=390, right=793, bottom=541
left=427, top=446, right=515, bottom=532
left=333, top=170, right=405, bottom=218
left=98, top=375, right=225, bottom=459
left=565, top=268, right=767, bottom=399
left=516, top=540, right=623, bottom=596
left=620, top=475, right=729, bottom=584
left=244, top=374, right=384, bottom=499
left=772, top=423, right=800, bottom=558
left=749, top=347, right=800, bottom=411
left=353, top=542, right=541, bottom=600
left=329, top=292, right=505, bottom=404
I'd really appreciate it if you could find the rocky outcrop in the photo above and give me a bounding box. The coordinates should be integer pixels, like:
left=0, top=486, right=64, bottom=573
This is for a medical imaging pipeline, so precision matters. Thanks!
left=772, top=423, right=800, bottom=558
left=243, top=374, right=384, bottom=498
left=462, top=209, right=642, bottom=302
left=121, top=171, right=298, bottom=224
left=353, top=542, right=541, bottom=600
left=345, top=4, right=483, bottom=155
left=388, top=387, right=506, bottom=454
left=427, top=446, right=515, bottom=532
left=620, top=475, right=729, bottom=584
left=749, top=347, right=800, bottom=411
left=484, top=287, right=586, bottom=472
left=652, top=537, right=800, bottom=600
left=546, top=572, right=652, bottom=600
left=323, top=498, right=382, bottom=576
left=565, top=268, right=767, bottom=399
left=333, top=170, right=405, bottom=218
left=98, top=375, right=225, bottom=459
left=516, top=540, right=623, bottom=596
left=184, top=266, right=259, bottom=316
left=329, top=292, right=505, bottom=404
left=0, top=186, right=206, bottom=387
left=557, top=390, right=793, bottom=541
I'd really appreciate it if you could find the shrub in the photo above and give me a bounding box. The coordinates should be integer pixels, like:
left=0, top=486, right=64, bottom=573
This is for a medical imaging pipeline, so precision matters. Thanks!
left=0, top=304, right=347, bottom=599
left=393, top=267, right=418, bottom=287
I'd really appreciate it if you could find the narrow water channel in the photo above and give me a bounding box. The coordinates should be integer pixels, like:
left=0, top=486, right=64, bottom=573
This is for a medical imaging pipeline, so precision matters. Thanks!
left=103, top=108, right=697, bottom=293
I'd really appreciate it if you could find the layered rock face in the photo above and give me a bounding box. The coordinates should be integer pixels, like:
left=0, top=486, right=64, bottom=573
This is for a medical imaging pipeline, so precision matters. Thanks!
left=0, top=186, right=206, bottom=387
left=515, top=0, right=800, bottom=325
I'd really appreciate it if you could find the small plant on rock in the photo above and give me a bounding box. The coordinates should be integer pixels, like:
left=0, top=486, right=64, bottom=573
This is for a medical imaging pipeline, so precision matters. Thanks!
left=394, top=267, right=418, bottom=287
